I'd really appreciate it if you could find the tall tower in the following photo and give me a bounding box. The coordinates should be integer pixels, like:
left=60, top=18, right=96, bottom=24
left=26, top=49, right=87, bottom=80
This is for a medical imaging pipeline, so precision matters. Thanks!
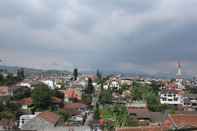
left=176, top=61, right=182, bottom=79
left=176, top=61, right=184, bottom=89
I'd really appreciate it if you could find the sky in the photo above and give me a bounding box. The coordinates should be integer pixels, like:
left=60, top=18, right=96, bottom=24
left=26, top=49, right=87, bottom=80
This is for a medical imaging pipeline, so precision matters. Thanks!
left=0, top=0, right=197, bottom=75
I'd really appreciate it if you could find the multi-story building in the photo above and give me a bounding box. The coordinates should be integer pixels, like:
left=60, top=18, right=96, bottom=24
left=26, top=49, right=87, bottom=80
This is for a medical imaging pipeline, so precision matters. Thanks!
left=160, top=90, right=184, bottom=105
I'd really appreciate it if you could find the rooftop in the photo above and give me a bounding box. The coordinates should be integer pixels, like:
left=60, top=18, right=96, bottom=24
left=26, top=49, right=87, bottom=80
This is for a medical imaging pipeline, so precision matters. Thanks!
left=38, top=111, right=60, bottom=125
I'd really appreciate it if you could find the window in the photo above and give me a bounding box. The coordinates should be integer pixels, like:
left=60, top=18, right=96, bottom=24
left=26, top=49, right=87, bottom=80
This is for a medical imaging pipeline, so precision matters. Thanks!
left=22, top=119, right=25, bottom=124
left=162, top=98, right=167, bottom=101
left=174, top=98, right=178, bottom=101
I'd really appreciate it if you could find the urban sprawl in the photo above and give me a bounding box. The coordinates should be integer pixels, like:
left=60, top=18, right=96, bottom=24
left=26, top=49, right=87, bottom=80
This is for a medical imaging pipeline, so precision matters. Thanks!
left=1, top=62, right=197, bottom=131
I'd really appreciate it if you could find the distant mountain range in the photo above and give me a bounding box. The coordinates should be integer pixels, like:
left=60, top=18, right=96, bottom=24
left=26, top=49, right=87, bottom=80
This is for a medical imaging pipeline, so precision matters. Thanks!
left=0, top=65, right=192, bottom=79
left=0, top=65, right=71, bottom=77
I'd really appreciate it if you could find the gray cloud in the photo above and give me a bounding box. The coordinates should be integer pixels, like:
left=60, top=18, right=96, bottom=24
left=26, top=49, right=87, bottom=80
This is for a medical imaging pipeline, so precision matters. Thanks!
left=0, top=0, right=197, bottom=75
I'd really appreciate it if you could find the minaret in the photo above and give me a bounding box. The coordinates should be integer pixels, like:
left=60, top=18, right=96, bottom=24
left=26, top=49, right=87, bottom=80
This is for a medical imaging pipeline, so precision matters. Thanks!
left=176, top=61, right=184, bottom=89
left=176, top=61, right=182, bottom=79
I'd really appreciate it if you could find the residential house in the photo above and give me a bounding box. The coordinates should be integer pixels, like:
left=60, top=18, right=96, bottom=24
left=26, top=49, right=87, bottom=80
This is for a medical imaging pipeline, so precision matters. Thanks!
left=63, top=103, right=88, bottom=115
left=63, top=103, right=88, bottom=126
left=160, top=89, right=184, bottom=105
left=19, top=113, right=39, bottom=128
left=120, top=77, right=133, bottom=87
left=0, top=86, right=9, bottom=97
left=16, top=97, right=33, bottom=111
left=116, top=113, right=197, bottom=131
left=0, top=86, right=11, bottom=103
left=128, top=107, right=163, bottom=126
left=104, top=77, right=121, bottom=90
left=21, top=111, right=64, bottom=131
left=36, top=126, right=91, bottom=131
left=41, top=80, right=56, bottom=89
left=116, top=126, right=162, bottom=131
left=64, top=88, right=81, bottom=102
left=127, top=100, right=163, bottom=126
left=183, top=94, right=197, bottom=111
left=162, top=114, right=197, bottom=130
left=17, top=82, right=31, bottom=88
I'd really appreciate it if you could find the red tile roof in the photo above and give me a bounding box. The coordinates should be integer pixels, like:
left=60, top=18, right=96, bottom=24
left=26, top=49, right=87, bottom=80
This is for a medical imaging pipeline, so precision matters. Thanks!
left=16, top=97, right=33, bottom=105
left=116, top=126, right=162, bottom=131
left=163, top=114, right=197, bottom=129
left=0, top=86, right=9, bottom=96
left=38, top=111, right=60, bottom=125
left=128, top=108, right=149, bottom=114
left=64, top=88, right=81, bottom=100
left=63, top=103, right=88, bottom=110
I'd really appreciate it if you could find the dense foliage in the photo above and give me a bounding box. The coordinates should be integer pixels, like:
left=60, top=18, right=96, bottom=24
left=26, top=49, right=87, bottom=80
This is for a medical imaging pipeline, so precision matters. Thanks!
left=31, top=84, right=53, bottom=111
left=132, top=81, right=167, bottom=112
left=12, top=86, right=31, bottom=100
left=0, top=74, right=18, bottom=85
left=73, top=68, right=78, bottom=81
left=100, top=104, right=138, bottom=130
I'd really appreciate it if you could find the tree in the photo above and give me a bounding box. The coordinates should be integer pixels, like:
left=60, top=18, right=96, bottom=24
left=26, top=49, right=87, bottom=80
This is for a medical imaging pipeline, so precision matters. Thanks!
left=5, top=73, right=18, bottom=85
left=101, top=105, right=134, bottom=129
left=94, top=103, right=100, bottom=120
left=13, top=86, right=31, bottom=100
left=0, top=101, right=20, bottom=130
left=31, top=84, right=53, bottom=111
left=86, top=77, right=94, bottom=94
left=73, top=68, right=78, bottom=81
left=17, top=68, right=25, bottom=81
left=99, top=88, right=112, bottom=104
left=58, top=110, right=70, bottom=122
left=96, top=69, right=102, bottom=81
left=82, top=94, right=92, bottom=105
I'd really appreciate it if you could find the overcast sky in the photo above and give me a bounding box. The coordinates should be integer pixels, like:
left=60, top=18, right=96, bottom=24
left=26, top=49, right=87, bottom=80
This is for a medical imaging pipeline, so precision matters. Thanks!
left=0, top=0, right=197, bottom=75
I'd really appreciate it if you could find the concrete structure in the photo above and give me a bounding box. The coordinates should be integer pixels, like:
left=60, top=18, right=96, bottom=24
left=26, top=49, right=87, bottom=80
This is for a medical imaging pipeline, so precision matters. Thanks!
left=160, top=90, right=184, bottom=105
left=176, top=62, right=185, bottom=90
left=19, top=113, right=39, bottom=128
left=21, top=112, right=64, bottom=131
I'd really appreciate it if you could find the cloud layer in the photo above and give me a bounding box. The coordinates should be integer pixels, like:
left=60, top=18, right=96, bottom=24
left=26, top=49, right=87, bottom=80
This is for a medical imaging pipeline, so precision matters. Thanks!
left=0, top=0, right=197, bottom=75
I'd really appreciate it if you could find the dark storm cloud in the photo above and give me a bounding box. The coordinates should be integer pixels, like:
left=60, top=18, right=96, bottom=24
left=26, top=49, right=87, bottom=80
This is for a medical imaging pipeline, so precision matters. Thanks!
left=0, top=0, right=197, bottom=75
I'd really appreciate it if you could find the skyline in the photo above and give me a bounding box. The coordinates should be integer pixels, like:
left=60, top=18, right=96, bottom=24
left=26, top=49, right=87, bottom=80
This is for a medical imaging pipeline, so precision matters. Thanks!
left=0, top=0, right=197, bottom=75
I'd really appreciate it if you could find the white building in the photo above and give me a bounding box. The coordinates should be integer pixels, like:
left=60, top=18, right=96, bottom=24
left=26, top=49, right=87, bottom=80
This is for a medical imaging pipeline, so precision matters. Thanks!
left=160, top=90, right=184, bottom=105
left=120, top=78, right=133, bottom=86
left=175, top=62, right=185, bottom=90
left=104, top=77, right=121, bottom=90
left=19, top=113, right=40, bottom=129
left=18, top=82, right=31, bottom=88
left=40, top=80, right=62, bottom=89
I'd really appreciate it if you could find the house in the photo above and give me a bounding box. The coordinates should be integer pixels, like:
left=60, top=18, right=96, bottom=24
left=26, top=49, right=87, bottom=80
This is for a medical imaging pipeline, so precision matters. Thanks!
left=162, top=114, right=197, bottom=130
left=0, top=86, right=10, bottom=97
left=120, top=78, right=133, bottom=86
left=16, top=97, right=33, bottom=110
left=41, top=80, right=56, bottom=89
left=64, top=88, right=81, bottom=102
left=21, top=111, right=64, bottom=131
left=63, top=103, right=88, bottom=116
left=183, top=94, right=197, bottom=111
left=36, top=126, right=91, bottom=131
left=17, top=82, right=31, bottom=88
left=128, top=107, right=163, bottom=126
left=160, top=89, right=184, bottom=105
left=126, top=101, right=147, bottom=108
left=116, top=126, right=162, bottom=131
left=104, top=77, right=121, bottom=90
left=0, top=86, right=11, bottom=103
left=19, top=113, right=39, bottom=128
left=64, top=103, right=88, bottom=112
